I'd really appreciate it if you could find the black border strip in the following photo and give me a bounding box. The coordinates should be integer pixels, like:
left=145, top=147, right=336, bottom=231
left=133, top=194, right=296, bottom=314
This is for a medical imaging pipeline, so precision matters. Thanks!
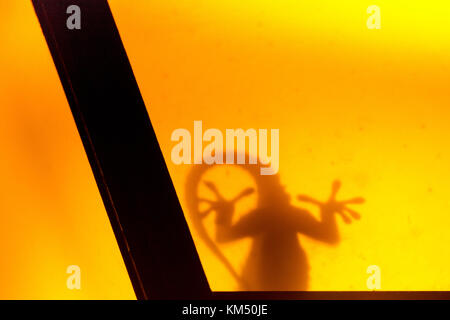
left=212, top=291, right=450, bottom=300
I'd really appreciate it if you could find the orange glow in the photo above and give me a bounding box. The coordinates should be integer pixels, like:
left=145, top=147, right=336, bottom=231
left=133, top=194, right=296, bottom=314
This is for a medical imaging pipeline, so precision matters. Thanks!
left=0, top=2, right=134, bottom=299
left=1, top=0, right=450, bottom=298
left=109, top=0, right=450, bottom=291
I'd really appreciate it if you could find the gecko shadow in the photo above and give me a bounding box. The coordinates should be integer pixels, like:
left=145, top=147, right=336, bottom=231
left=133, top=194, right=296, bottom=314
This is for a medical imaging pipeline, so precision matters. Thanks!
left=185, top=160, right=364, bottom=291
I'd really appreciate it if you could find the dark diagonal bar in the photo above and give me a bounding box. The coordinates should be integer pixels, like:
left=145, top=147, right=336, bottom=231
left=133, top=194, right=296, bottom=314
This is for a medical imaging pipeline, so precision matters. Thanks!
left=32, top=0, right=211, bottom=299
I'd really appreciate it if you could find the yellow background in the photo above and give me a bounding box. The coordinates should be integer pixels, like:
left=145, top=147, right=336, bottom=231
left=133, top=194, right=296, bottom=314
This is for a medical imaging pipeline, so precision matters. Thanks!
left=1, top=1, right=450, bottom=298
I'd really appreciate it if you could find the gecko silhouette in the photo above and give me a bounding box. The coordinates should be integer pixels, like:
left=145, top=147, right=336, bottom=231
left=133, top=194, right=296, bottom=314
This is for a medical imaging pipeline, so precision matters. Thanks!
left=191, top=170, right=364, bottom=291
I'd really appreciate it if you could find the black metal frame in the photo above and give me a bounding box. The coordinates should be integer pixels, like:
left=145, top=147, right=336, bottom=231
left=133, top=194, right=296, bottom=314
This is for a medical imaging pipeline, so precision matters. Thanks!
left=31, top=0, right=450, bottom=300
left=32, top=0, right=210, bottom=300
